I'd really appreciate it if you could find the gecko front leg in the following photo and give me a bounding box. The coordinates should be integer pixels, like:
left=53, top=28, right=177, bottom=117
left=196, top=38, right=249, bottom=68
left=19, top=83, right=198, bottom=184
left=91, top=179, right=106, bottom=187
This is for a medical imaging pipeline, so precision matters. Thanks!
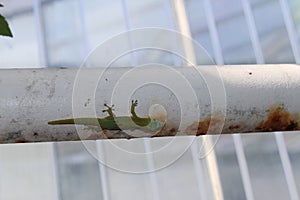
left=102, top=103, right=115, bottom=120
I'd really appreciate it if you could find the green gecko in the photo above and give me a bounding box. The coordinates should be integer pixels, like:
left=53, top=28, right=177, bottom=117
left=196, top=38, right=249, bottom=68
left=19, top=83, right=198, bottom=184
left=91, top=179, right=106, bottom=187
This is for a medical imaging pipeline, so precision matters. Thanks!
left=48, top=100, right=164, bottom=132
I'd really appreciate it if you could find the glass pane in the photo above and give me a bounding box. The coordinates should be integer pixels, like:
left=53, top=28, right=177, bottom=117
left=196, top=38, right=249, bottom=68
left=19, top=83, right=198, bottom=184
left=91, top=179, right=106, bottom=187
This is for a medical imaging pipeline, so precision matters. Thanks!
left=124, top=0, right=170, bottom=29
left=242, top=133, right=290, bottom=199
left=283, top=131, right=300, bottom=195
left=215, top=135, right=247, bottom=200
left=99, top=138, right=156, bottom=200
left=151, top=137, right=201, bottom=199
left=212, top=0, right=256, bottom=64
left=0, top=2, right=39, bottom=68
left=55, top=141, right=103, bottom=200
left=185, top=0, right=215, bottom=64
left=41, top=0, right=87, bottom=67
left=0, top=143, right=58, bottom=200
left=251, top=0, right=295, bottom=63
left=83, top=0, right=125, bottom=52
left=288, top=0, right=300, bottom=51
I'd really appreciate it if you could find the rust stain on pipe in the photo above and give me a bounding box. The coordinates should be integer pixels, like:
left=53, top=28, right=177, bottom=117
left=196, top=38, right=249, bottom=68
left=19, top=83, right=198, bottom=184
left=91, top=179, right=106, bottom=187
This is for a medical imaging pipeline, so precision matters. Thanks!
left=228, top=125, right=241, bottom=130
left=185, top=113, right=225, bottom=136
left=2, top=104, right=300, bottom=144
left=184, top=104, right=300, bottom=136
left=255, top=104, right=300, bottom=132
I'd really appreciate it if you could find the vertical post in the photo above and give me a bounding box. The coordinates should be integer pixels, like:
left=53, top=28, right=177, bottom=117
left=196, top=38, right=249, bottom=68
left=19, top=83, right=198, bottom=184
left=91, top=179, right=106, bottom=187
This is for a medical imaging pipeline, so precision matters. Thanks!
left=163, top=0, right=182, bottom=66
left=233, top=134, right=255, bottom=200
left=191, top=138, right=208, bottom=200
left=201, top=136, right=225, bottom=200
left=33, top=0, right=48, bottom=67
left=275, top=132, right=299, bottom=200
left=77, top=0, right=90, bottom=56
left=241, top=0, right=265, bottom=64
left=49, top=143, right=61, bottom=200
left=120, top=0, right=137, bottom=66
left=143, top=139, right=161, bottom=200
left=170, top=1, right=224, bottom=199
left=279, top=0, right=300, bottom=64
left=277, top=1, right=299, bottom=198
left=203, top=0, right=224, bottom=65
left=169, top=0, right=196, bottom=65
left=231, top=1, right=261, bottom=195
left=163, top=0, right=176, bottom=29
left=96, top=141, right=111, bottom=200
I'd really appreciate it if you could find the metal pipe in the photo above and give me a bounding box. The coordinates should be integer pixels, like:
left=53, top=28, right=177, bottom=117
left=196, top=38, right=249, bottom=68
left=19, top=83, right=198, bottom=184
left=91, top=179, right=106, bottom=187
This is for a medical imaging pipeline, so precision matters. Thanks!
left=0, top=64, right=300, bottom=143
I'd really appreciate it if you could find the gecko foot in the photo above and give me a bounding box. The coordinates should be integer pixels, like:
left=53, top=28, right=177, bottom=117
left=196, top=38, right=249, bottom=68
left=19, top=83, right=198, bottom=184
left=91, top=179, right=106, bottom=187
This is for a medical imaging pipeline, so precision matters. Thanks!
left=102, top=103, right=115, bottom=118
left=131, top=100, right=138, bottom=107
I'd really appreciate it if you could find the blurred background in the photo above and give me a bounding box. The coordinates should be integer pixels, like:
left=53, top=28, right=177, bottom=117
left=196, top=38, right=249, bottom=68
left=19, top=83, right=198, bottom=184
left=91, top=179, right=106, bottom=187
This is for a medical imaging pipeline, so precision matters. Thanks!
left=0, top=0, right=300, bottom=199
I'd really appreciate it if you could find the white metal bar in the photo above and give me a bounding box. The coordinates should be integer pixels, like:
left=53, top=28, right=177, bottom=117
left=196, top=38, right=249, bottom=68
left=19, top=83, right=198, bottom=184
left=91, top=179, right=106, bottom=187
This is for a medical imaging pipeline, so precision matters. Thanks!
left=191, top=138, right=208, bottom=200
left=49, top=143, right=61, bottom=200
left=275, top=3, right=300, bottom=197
left=96, top=141, right=110, bottom=200
left=170, top=3, right=224, bottom=199
left=275, top=2, right=300, bottom=194
left=201, top=136, right=224, bottom=200
left=170, top=0, right=197, bottom=65
left=231, top=0, right=263, bottom=193
left=77, top=0, right=90, bottom=56
left=275, top=132, right=300, bottom=200
left=121, top=0, right=131, bottom=30
left=233, top=134, right=255, bottom=200
left=163, top=0, right=182, bottom=66
left=1, top=65, right=300, bottom=142
left=279, top=0, right=300, bottom=64
left=120, top=0, right=137, bottom=66
left=0, top=148, right=1, bottom=200
left=203, top=0, right=224, bottom=65
left=143, top=139, right=161, bottom=200
left=33, top=0, right=48, bottom=67
left=241, top=0, right=265, bottom=64
left=163, top=0, right=176, bottom=29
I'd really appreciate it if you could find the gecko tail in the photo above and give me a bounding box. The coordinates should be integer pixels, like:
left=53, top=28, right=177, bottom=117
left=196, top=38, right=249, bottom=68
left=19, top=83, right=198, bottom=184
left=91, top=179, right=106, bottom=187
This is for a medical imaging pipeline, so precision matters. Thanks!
left=48, top=118, right=76, bottom=125
left=48, top=118, right=101, bottom=126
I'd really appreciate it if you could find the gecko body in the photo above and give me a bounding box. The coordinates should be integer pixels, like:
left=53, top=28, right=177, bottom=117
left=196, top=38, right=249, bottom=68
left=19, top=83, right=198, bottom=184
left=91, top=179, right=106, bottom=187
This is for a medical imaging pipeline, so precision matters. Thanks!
left=48, top=100, right=164, bottom=132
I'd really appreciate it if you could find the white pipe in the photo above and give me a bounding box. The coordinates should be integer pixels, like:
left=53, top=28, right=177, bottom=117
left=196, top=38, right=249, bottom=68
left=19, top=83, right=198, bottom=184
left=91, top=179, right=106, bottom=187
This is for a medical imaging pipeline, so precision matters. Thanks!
left=0, top=65, right=300, bottom=143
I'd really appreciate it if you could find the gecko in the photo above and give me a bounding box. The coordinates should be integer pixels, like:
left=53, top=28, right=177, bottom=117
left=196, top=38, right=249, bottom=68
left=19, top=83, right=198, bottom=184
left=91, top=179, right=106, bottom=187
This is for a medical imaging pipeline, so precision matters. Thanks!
left=48, top=100, right=164, bottom=132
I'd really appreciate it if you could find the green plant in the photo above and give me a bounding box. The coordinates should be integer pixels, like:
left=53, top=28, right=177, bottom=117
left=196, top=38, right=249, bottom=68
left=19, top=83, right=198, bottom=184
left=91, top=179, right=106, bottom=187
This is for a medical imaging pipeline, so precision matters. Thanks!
left=0, top=3, right=12, bottom=37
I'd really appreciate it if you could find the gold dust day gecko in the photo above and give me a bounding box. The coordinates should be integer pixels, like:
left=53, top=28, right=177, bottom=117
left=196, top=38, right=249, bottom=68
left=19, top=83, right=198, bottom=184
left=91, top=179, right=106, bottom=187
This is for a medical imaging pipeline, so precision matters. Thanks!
left=48, top=100, right=164, bottom=132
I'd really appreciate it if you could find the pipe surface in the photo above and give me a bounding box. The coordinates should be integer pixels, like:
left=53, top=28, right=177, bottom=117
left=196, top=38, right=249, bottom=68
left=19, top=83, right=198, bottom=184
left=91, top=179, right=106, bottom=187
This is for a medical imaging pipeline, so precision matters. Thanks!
left=0, top=65, right=299, bottom=143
